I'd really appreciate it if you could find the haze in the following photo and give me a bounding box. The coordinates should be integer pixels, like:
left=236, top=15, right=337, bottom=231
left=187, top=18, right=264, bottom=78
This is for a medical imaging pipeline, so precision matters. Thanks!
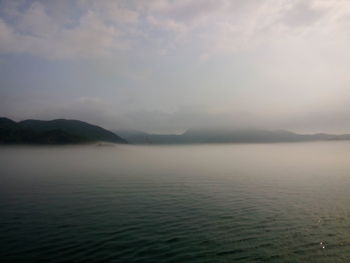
left=1, top=0, right=350, bottom=134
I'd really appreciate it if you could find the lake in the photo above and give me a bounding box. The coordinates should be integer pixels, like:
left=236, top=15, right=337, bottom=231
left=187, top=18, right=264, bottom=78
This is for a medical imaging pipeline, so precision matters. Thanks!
left=1, top=142, right=350, bottom=262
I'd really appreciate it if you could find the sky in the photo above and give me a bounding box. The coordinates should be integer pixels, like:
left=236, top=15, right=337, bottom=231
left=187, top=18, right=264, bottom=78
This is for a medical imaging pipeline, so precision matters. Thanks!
left=1, top=0, right=350, bottom=134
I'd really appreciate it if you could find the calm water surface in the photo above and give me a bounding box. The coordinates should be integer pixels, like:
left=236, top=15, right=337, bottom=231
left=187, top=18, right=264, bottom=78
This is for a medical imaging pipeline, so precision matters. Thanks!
left=1, top=142, right=350, bottom=262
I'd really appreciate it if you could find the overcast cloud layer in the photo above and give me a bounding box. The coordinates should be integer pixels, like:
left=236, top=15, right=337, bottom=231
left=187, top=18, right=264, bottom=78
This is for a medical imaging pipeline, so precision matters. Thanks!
left=1, top=0, right=350, bottom=133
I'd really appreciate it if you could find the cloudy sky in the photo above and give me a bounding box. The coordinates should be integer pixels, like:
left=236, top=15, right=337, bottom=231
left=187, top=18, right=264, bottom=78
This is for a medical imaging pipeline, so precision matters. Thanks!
left=1, top=0, right=350, bottom=133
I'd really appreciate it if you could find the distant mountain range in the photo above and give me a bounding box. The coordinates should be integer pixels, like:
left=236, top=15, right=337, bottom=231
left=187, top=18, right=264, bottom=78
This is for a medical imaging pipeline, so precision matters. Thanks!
left=0, top=118, right=128, bottom=145
left=117, top=128, right=350, bottom=144
left=2, top=117, right=350, bottom=145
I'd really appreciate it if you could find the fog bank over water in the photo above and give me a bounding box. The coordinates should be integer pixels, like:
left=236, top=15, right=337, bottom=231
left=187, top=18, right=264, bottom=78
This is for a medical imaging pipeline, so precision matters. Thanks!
left=1, top=0, right=350, bottom=133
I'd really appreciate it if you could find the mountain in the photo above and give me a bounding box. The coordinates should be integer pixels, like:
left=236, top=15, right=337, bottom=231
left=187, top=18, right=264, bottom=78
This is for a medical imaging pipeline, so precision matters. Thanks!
left=116, top=129, right=152, bottom=144
left=117, top=127, right=350, bottom=144
left=0, top=118, right=128, bottom=145
left=3, top=117, right=350, bottom=145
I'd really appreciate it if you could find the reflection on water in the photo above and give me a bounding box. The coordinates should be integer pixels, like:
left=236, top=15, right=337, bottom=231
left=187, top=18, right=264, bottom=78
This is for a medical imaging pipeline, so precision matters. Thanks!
left=1, top=142, right=350, bottom=262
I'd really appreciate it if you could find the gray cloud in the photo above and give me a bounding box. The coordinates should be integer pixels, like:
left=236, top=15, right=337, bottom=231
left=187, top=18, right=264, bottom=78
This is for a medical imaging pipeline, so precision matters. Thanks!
left=1, top=0, right=350, bottom=133
left=1, top=0, right=348, bottom=59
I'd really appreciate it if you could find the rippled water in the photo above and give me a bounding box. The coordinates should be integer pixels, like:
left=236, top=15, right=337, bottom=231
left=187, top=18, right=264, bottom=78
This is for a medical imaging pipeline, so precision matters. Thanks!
left=1, top=142, right=350, bottom=262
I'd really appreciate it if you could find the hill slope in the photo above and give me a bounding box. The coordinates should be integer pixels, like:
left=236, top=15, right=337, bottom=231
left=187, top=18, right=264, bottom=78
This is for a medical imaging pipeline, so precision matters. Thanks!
left=0, top=118, right=127, bottom=145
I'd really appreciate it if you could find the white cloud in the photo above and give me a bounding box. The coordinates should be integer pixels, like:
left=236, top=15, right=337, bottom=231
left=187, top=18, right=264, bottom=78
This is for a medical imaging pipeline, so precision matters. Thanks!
left=17, top=2, right=57, bottom=36
left=1, top=0, right=350, bottom=60
left=89, top=1, right=139, bottom=25
left=0, top=1, right=131, bottom=59
left=0, top=19, right=17, bottom=53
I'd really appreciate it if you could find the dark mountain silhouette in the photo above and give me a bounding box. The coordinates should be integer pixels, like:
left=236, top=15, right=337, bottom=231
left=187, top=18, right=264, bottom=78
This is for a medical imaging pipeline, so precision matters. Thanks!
left=2, top=116, right=350, bottom=145
left=0, top=118, right=127, bottom=145
left=117, top=127, right=350, bottom=144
